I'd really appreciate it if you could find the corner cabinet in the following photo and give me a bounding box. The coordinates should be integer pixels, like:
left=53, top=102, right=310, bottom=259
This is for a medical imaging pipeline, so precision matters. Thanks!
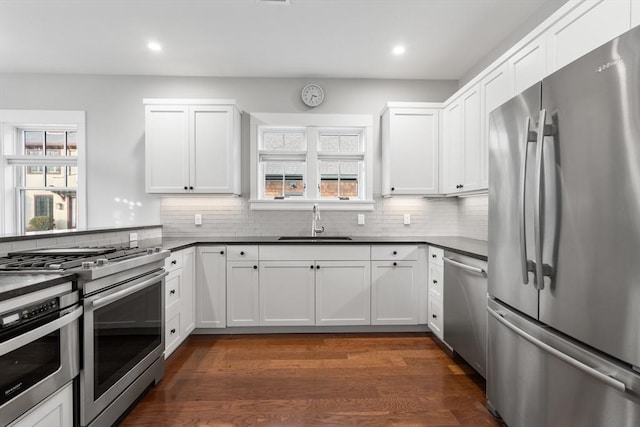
left=144, top=99, right=241, bottom=194
left=381, top=103, right=440, bottom=196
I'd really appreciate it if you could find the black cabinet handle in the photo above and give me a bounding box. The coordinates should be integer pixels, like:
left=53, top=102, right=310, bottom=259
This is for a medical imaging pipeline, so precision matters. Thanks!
left=220, top=250, right=225, bottom=255
left=433, top=280, right=437, bottom=284
left=253, top=265, right=258, bottom=270
left=393, top=262, right=397, bottom=266
left=170, top=328, right=176, bottom=334
left=171, top=260, right=177, bottom=265
left=240, top=251, right=245, bottom=256
left=170, top=289, right=176, bottom=295
left=432, top=314, right=437, bottom=319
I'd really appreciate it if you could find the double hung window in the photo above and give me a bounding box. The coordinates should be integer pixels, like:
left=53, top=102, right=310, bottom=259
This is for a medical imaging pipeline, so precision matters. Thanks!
left=250, top=113, right=373, bottom=210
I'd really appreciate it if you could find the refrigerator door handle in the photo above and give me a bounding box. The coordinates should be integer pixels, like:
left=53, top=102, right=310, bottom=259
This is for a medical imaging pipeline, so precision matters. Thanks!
left=519, top=117, right=537, bottom=284
left=488, top=307, right=627, bottom=393
left=443, top=256, right=486, bottom=276
left=533, top=109, right=554, bottom=289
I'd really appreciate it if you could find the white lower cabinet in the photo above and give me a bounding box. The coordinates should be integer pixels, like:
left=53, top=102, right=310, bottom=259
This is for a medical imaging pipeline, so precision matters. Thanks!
left=227, top=261, right=260, bottom=326
left=371, top=261, right=418, bottom=325
left=196, top=246, right=227, bottom=328
left=315, top=261, right=371, bottom=326
left=259, top=261, right=315, bottom=326
left=8, top=382, right=73, bottom=427
left=428, top=246, right=445, bottom=340
left=164, top=247, right=195, bottom=358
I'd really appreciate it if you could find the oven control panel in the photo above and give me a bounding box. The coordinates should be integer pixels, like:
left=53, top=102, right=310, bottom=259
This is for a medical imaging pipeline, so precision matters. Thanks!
left=1, top=298, right=58, bottom=328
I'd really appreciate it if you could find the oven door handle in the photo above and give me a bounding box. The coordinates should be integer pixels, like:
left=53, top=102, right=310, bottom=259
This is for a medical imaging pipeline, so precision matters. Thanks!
left=0, top=305, right=82, bottom=357
left=92, top=270, right=168, bottom=309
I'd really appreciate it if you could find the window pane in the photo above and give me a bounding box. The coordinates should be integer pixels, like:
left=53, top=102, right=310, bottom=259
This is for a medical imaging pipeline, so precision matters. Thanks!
left=66, top=131, right=77, bottom=156
left=263, top=132, right=305, bottom=151
left=23, top=166, right=45, bottom=186
left=45, top=166, right=66, bottom=187
left=66, top=166, right=78, bottom=187
left=24, top=131, right=43, bottom=155
left=319, top=160, right=360, bottom=198
left=45, top=131, right=64, bottom=156
left=319, top=134, right=361, bottom=152
left=23, top=189, right=77, bottom=232
left=263, top=161, right=305, bottom=197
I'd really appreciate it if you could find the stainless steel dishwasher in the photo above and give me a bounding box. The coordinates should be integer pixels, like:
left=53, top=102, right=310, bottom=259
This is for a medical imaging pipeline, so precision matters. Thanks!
left=443, top=251, right=488, bottom=378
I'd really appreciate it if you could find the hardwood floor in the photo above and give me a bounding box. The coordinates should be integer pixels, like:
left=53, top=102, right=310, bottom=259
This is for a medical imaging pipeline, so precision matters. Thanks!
left=120, top=333, right=501, bottom=426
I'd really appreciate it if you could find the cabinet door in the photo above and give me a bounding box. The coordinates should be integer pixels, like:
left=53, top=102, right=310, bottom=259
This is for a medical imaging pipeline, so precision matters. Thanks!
left=145, top=105, right=190, bottom=193
left=633, top=0, right=640, bottom=27
left=428, top=298, right=444, bottom=340
left=481, top=63, right=512, bottom=189
left=509, top=35, right=547, bottom=95
left=191, top=106, right=239, bottom=193
left=384, top=108, right=439, bottom=195
left=165, top=268, right=182, bottom=312
left=371, top=261, right=418, bottom=325
left=182, top=247, right=196, bottom=334
left=461, top=86, right=482, bottom=192
left=442, top=100, right=463, bottom=194
left=259, top=261, right=315, bottom=326
left=315, top=260, right=371, bottom=326
left=196, top=246, right=227, bottom=328
left=546, top=0, right=630, bottom=72
left=8, top=382, right=73, bottom=427
left=227, top=261, right=260, bottom=326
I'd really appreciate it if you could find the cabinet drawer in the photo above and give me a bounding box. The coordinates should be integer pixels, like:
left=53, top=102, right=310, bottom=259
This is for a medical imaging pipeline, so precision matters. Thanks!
left=165, top=270, right=182, bottom=310
left=429, top=264, right=443, bottom=302
left=165, top=251, right=184, bottom=271
left=165, top=310, right=182, bottom=353
left=260, top=245, right=370, bottom=261
left=226, top=245, right=259, bottom=261
left=428, top=299, right=443, bottom=339
left=428, top=246, right=444, bottom=267
left=371, top=245, right=418, bottom=261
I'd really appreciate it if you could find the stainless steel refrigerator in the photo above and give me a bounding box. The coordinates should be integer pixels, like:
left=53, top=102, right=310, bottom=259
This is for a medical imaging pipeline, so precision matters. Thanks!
left=488, top=25, right=640, bottom=426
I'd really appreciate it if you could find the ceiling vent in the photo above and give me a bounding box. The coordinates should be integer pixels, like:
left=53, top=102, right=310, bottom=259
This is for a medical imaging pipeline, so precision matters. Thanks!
left=257, top=0, right=291, bottom=5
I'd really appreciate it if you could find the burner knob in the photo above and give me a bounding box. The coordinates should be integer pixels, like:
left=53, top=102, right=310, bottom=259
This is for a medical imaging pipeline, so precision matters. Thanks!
left=82, top=261, right=94, bottom=269
left=154, top=247, right=162, bottom=253
left=96, top=258, right=108, bottom=266
left=146, top=248, right=154, bottom=255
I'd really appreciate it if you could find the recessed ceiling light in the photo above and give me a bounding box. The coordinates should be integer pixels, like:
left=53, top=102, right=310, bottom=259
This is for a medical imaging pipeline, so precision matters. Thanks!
left=392, top=45, right=406, bottom=55
left=147, top=42, right=162, bottom=52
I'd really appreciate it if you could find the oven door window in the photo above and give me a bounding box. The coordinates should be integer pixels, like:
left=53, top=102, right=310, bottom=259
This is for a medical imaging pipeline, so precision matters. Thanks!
left=0, top=320, right=61, bottom=405
left=93, top=282, right=162, bottom=399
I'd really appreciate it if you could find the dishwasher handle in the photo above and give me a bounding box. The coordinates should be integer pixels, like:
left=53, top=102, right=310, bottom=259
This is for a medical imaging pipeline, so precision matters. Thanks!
left=442, top=256, right=486, bottom=276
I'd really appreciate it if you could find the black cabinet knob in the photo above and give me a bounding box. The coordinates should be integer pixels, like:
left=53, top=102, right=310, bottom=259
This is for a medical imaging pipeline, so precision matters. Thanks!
left=171, top=328, right=176, bottom=334
left=184, top=186, right=188, bottom=190
left=393, top=262, right=397, bottom=266
left=433, top=280, right=437, bottom=284
left=220, top=250, right=225, bottom=255
left=253, top=265, right=258, bottom=270
left=240, top=251, right=245, bottom=255
left=310, top=265, right=314, bottom=269
left=432, top=314, right=437, bottom=319
left=391, top=187, right=395, bottom=191
left=170, top=289, right=176, bottom=295
left=392, top=251, right=397, bottom=255
left=432, top=254, right=436, bottom=258
left=316, top=265, right=320, bottom=269
left=189, top=186, right=194, bottom=190
left=171, top=260, right=177, bottom=265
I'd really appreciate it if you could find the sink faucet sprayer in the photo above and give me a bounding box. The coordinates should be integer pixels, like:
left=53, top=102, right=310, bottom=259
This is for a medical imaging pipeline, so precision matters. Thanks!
left=312, top=203, right=325, bottom=237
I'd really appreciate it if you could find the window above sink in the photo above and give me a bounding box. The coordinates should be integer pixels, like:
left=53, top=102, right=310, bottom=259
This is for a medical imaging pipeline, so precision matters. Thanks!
left=249, top=113, right=374, bottom=211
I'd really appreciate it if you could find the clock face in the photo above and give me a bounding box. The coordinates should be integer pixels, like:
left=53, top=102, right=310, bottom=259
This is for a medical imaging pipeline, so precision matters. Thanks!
left=301, top=84, right=324, bottom=107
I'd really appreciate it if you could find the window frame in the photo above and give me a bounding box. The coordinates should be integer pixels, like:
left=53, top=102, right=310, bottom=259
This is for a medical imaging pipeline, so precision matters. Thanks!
left=0, top=110, right=86, bottom=235
left=250, top=113, right=373, bottom=211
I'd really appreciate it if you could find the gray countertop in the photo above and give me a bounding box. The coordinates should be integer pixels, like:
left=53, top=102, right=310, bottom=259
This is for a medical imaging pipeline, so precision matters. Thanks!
left=160, top=235, right=488, bottom=260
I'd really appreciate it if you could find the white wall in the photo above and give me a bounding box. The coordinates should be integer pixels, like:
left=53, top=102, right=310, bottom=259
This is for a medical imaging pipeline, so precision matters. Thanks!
left=0, top=74, right=457, bottom=229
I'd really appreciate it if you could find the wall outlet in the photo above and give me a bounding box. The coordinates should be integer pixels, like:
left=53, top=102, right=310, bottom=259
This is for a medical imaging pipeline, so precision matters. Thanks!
left=129, top=232, right=138, bottom=242
left=195, top=214, right=202, bottom=225
left=357, top=214, right=365, bottom=225
left=403, top=214, right=411, bottom=225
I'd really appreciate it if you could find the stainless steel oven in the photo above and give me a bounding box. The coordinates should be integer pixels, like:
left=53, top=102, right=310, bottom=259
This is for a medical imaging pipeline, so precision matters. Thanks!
left=80, top=267, right=167, bottom=427
left=0, top=281, right=81, bottom=426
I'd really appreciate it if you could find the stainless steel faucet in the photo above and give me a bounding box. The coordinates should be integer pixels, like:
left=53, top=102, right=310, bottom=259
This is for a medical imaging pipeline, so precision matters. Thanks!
left=311, top=203, right=325, bottom=237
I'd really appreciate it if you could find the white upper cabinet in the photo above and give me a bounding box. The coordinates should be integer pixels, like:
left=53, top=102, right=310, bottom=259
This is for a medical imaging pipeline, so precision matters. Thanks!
left=509, top=35, right=548, bottom=96
left=381, top=103, right=440, bottom=196
left=442, top=84, right=482, bottom=194
left=633, top=0, right=640, bottom=27
left=144, top=99, right=241, bottom=194
left=546, top=0, right=631, bottom=72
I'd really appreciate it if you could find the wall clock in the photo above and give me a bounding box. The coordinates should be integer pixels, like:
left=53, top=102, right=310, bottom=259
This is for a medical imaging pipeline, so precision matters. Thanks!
left=301, top=83, right=324, bottom=107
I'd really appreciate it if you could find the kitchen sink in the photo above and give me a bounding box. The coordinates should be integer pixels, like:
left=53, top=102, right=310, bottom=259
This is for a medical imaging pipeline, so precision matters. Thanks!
left=278, top=236, right=352, bottom=241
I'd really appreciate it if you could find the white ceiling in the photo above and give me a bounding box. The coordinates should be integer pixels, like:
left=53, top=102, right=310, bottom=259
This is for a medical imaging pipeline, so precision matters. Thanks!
left=0, top=0, right=560, bottom=80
